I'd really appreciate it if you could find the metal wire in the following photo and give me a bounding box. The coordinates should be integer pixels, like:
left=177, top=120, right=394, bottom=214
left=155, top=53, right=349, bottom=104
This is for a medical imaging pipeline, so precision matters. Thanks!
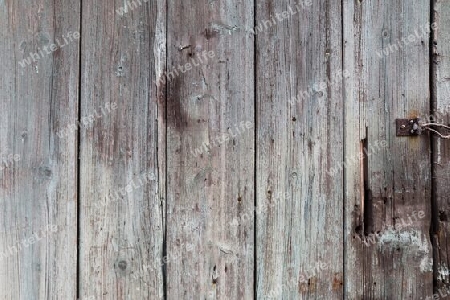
left=420, top=123, right=450, bottom=131
left=421, top=122, right=450, bottom=139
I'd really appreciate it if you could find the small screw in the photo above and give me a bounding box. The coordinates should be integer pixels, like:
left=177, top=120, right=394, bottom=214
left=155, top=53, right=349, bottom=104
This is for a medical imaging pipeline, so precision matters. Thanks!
left=410, top=120, right=414, bottom=123
left=411, top=130, right=415, bottom=134
left=401, top=125, right=406, bottom=129
left=179, top=44, right=192, bottom=51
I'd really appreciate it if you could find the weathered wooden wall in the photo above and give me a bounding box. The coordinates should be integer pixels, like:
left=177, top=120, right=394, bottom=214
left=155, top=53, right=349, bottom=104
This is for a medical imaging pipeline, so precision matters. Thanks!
left=1, top=0, right=449, bottom=299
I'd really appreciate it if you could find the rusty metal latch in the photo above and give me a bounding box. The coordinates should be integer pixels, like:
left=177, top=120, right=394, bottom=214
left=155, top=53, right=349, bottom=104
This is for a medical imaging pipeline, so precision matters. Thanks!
left=396, top=118, right=450, bottom=139
left=396, top=119, right=422, bottom=136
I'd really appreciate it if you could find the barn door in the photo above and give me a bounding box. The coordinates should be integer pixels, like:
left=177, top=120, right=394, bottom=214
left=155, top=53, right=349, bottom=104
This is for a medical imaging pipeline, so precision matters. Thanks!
left=344, top=0, right=435, bottom=298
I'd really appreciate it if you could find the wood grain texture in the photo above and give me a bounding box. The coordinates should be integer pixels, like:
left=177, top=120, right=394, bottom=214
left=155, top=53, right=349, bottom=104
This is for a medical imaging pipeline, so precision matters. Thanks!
left=78, top=0, right=166, bottom=298
left=166, top=1, right=255, bottom=299
left=344, top=0, right=433, bottom=298
left=256, top=1, right=344, bottom=298
left=433, top=0, right=450, bottom=294
left=2, top=1, right=448, bottom=299
left=0, top=0, right=79, bottom=299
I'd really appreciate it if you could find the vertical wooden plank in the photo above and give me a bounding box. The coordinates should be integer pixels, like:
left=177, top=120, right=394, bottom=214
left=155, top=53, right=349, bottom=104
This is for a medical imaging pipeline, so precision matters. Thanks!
left=0, top=0, right=79, bottom=299
left=433, top=0, right=450, bottom=295
left=256, top=1, right=344, bottom=298
left=78, top=0, right=166, bottom=298
left=166, top=1, right=255, bottom=299
left=344, top=1, right=433, bottom=298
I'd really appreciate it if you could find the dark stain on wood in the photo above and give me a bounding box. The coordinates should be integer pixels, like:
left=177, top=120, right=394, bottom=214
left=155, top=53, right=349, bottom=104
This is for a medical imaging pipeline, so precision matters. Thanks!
left=332, top=273, right=343, bottom=290
left=167, top=76, right=188, bottom=132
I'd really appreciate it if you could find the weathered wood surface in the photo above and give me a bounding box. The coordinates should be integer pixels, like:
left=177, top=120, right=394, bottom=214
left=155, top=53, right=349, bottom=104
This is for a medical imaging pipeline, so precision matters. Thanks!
left=0, top=0, right=79, bottom=299
left=433, top=0, right=450, bottom=295
left=78, top=0, right=165, bottom=299
left=2, top=0, right=450, bottom=299
left=344, top=0, right=433, bottom=298
left=256, top=0, right=344, bottom=298
left=166, top=1, right=255, bottom=299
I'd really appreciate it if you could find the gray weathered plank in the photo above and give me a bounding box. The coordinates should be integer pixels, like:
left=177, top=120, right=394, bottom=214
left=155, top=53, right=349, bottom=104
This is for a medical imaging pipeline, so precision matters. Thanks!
left=78, top=0, right=166, bottom=298
left=433, top=0, right=450, bottom=295
left=166, top=1, right=255, bottom=299
left=343, top=0, right=433, bottom=298
left=256, top=1, right=344, bottom=298
left=0, top=0, right=80, bottom=299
